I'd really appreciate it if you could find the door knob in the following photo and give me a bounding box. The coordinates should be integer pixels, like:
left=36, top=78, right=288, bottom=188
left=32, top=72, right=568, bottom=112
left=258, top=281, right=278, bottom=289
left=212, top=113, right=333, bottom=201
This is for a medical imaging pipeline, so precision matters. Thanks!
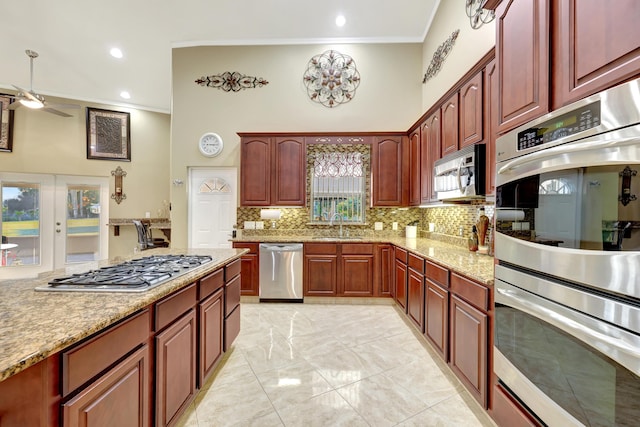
left=56, top=229, right=61, bottom=233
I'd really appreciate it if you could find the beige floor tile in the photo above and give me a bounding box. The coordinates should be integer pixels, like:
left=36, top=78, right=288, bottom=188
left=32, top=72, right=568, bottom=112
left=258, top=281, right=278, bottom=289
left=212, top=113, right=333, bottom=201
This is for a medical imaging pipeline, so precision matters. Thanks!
left=276, top=390, right=369, bottom=427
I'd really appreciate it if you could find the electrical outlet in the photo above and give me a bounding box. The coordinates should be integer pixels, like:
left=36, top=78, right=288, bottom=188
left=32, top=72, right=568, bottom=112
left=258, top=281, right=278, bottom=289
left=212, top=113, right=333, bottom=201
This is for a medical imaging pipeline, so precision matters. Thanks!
left=374, top=222, right=383, bottom=231
left=521, top=222, right=530, bottom=231
left=255, top=221, right=264, bottom=229
left=244, top=221, right=256, bottom=229
left=512, top=222, right=522, bottom=231
left=392, top=222, right=398, bottom=230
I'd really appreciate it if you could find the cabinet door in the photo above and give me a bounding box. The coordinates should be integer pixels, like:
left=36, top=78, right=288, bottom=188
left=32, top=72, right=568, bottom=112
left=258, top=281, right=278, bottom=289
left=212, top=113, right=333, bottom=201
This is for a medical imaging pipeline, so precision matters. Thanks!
left=421, top=111, right=441, bottom=203
left=408, top=129, right=421, bottom=206
left=484, top=58, right=498, bottom=196
left=449, top=294, right=488, bottom=408
left=63, top=346, right=149, bottom=427
left=240, top=137, right=271, bottom=206
left=233, top=242, right=259, bottom=296
left=273, top=137, right=306, bottom=206
left=425, top=280, right=449, bottom=360
left=394, top=259, right=408, bottom=312
left=552, top=0, right=640, bottom=109
left=371, top=135, right=407, bottom=206
left=198, top=289, right=223, bottom=386
left=407, top=269, right=425, bottom=332
left=340, top=255, right=374, bottom=297
left=304, top=255, right=338, bottom=296
left=376, top=244, right=393, bottom=297
left=496, top=0, right=550, bottom=134
left=459, top=71, right=484, bottom=148
left=441, top=92, right=459, bottom=157
left=156, top=309, right=197, bottom=427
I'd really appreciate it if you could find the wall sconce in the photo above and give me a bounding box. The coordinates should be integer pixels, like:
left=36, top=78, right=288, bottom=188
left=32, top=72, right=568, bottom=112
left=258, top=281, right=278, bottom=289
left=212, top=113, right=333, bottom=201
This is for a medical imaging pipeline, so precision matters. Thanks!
left=260, top=209, right=282, bottom=229
left=111, top=166, right=127, bottom=204
left=466, top=0, right=495, bottom=29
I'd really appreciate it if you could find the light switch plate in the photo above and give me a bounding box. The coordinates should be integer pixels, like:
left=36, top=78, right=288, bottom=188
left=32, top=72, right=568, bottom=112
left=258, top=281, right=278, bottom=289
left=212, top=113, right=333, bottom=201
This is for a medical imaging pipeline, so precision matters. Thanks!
left=255, top=221, right=264, bottom=229
left=392, top=222, right=398, bottom=230
left=244, top=221, right=256, bottom=229
left=374, top=222, right=383, bottom=231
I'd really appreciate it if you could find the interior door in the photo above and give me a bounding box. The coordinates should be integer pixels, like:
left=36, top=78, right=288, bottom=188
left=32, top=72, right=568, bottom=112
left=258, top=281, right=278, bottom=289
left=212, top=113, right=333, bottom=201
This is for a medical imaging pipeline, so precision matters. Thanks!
left=54, top=175, right=110, bottom=268
left=188, top=168, right=237, bottom=249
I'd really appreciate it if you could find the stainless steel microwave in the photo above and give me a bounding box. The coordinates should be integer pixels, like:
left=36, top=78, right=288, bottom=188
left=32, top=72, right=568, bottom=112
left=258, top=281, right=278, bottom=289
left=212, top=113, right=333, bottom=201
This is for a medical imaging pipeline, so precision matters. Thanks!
left=433, top=143, right=486, bottom=201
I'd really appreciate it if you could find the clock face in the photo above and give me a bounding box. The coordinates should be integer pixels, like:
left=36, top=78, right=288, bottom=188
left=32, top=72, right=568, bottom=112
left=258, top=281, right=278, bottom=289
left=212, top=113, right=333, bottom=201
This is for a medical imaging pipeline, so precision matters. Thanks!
left=199, top=133, right=223, bottom=157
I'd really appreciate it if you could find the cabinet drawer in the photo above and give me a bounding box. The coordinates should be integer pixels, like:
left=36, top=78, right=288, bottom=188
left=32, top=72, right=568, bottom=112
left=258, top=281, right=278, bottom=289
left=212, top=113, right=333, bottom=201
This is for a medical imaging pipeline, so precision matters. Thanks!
left=225, top=258, right=241, bottom=281
left=224, top=305, right=241, bottom=351
left=199, top=268, right=224, bottom=300
left=62, top=309, right=150, bottom=397
left=450, top=273, right=489, bottom=311
left=395, top=247, right=408, bottom=263
left=305, top=243, right=338, bottom=255
left=426, top=261, right=449, bottom=288
left=232, top=242, right=259, bottom=254
left=408, top=253, right=424, bottom=274
left=155, top=283, right=197, bottom=331
left=225, top=275, right=241, bottom=316
left=341, top=243, right=374, bottom=255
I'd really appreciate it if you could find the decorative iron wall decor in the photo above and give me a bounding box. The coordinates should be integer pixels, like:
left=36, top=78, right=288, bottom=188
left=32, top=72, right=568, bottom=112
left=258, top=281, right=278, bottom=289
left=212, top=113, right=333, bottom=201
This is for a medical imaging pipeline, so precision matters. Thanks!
left=0, top=94, right=15, bottom=152
left=303, top=50, right=360, bottom=108
left=195, top=72, right=268, bottom=92
left=422, top=29, right=460, bottom=83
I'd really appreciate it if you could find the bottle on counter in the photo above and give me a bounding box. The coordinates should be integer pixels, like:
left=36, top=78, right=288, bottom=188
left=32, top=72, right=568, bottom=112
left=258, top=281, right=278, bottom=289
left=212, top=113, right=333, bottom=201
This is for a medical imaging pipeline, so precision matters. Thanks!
left=468, top=225, right=479, bottom=252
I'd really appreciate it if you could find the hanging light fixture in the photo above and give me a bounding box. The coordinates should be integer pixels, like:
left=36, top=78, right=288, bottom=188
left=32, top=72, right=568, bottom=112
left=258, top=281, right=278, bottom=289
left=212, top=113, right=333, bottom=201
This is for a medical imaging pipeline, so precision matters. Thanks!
left=465, top=0, right=495, bottom=29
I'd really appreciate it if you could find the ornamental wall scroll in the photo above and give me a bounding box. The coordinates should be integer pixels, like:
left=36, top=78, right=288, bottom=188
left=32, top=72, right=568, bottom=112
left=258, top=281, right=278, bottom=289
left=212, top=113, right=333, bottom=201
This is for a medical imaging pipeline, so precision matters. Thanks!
left=422, top=29, right=460, bottom=83
left=303, top=50, right=360, bottom=108
left=195, top=71, right=269, bottom=92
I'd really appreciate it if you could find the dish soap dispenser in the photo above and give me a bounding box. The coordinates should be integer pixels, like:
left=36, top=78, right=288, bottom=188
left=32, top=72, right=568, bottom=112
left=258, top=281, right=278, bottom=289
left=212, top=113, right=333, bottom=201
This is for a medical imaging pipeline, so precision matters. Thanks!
left=468, top=225, right=479, bottom=252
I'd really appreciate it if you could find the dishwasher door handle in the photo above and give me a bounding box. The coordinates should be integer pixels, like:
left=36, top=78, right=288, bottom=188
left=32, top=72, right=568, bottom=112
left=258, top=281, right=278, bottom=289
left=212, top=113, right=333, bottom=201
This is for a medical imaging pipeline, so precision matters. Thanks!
left=259, top=243, right=303, bottom=252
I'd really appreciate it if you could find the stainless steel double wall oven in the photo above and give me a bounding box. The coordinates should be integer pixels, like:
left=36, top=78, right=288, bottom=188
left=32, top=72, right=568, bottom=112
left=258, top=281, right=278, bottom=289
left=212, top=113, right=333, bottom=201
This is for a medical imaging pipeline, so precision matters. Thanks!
left=494, top=79, right=640, bottom=426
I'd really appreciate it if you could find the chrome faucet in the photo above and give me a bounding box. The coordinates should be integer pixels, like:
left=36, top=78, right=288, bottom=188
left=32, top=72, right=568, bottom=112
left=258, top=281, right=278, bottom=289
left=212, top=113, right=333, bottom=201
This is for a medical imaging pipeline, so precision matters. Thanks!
left=329, top=212, right=344, bottom=237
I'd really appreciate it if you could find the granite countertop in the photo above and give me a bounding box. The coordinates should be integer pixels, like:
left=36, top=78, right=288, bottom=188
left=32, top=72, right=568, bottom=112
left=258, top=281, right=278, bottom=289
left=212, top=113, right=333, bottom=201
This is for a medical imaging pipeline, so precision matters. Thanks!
left=233, top=234, right=494, bottom=286
left=0, top=248, right=247, bottom=383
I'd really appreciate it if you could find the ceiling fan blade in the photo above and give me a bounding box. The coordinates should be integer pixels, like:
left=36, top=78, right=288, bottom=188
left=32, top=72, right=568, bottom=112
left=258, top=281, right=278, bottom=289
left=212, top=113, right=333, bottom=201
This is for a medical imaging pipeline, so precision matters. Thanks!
left=46, top=103, right=81, bottom=110
left=42, top=107, right=73, bottom=117
left=8, top=101, right=22, bottom=110
left=11, top=84, right=40, bottom=103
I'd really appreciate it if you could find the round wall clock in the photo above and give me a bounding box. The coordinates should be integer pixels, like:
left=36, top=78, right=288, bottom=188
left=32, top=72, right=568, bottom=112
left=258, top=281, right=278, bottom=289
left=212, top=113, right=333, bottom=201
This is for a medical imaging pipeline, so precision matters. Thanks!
left=198, top=132, right=224, bottom=157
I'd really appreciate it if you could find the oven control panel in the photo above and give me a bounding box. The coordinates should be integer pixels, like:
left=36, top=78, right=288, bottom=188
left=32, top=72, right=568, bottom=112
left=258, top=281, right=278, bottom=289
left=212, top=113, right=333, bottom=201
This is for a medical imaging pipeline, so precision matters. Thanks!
left=517, top=101, right=601, bottom=151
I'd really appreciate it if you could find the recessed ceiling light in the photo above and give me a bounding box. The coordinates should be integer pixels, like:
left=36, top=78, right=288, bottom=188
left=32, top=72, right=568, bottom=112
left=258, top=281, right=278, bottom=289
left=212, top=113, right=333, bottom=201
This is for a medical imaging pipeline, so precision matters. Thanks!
left=110, top=47, right=123, bottom=59
left=335, top=15, right=346, bottom=27
left=120, top=91, right=131, bottom=99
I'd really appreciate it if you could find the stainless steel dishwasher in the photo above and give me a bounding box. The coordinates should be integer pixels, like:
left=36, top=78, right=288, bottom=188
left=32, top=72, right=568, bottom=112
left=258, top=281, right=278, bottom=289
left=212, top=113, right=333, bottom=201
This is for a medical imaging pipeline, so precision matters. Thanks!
left=259, top=243, right=303, bottom=302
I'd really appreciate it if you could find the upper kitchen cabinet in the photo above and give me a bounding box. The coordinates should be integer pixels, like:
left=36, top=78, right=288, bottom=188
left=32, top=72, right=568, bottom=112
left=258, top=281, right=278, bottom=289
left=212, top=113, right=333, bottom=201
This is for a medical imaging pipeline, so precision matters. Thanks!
left=551, top=0, right=640, bottom=109
left=495, top=0, right=550, bottom=134
left=371, top=135, right=408, bottom=206
left=420, top=111, right=441, bottom=204
left=408, top=129, right=421, bottom=206
left=459, top=71, right=484, bottom=148
left=484, top=58, right=498, bottom=196
left=239, top=135, right=305, bottom=206
left=440, top=92, right=460, bottom=158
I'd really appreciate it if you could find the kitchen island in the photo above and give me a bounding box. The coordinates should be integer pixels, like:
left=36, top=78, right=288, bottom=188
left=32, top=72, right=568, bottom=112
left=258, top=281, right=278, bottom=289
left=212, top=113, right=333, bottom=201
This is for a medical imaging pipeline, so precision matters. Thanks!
left=0, top=247, right=247, bottom=427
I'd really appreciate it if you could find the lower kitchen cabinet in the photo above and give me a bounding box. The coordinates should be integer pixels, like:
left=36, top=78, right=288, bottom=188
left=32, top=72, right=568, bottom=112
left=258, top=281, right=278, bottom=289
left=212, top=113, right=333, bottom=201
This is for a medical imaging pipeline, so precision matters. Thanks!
left=394, top=247, right=408, bottom=311
left=198, top=288, right=224, bottom=386
left=224, top=260, right=242, bottom=351
left=491, top=383, right=542, bottom=427
left=424, top=261, right=450, bottom=360
left=232, top=242, right=259, bottom=296
left=407, top=253, right=425, bottom=332
left=340, top=244, right=374, bottom=297
left=155, top=309, right=197, bottom=427
left=376, top=243, right=394, bottom=297
left=304, top=243, right=338, bottom=296
left=63, top=346, right=150, bottom=427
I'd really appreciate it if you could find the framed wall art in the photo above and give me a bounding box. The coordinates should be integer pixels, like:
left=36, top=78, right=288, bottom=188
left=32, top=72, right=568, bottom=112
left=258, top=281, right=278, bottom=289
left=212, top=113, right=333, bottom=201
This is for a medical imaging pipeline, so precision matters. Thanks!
left=86, top=107, right=131, bottom=161
left=0, top=94, right=15, bottom=153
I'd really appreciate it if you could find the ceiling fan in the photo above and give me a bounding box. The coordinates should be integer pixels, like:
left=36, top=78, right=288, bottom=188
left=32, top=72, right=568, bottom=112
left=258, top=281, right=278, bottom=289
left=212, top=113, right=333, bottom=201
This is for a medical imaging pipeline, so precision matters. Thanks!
left=9, top=49, right=80, bottom=117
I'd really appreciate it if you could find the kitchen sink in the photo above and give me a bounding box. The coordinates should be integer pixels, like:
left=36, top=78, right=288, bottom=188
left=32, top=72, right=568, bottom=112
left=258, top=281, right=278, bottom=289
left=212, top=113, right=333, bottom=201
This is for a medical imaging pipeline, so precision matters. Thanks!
left=312, top=236, right=363, bottom=241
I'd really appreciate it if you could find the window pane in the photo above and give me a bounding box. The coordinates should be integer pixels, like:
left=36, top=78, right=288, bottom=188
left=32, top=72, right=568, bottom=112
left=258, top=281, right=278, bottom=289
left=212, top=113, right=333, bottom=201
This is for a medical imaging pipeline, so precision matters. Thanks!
left=2, top=183, right=41, bottom=266
left=66, top=184, right=101, bottom=263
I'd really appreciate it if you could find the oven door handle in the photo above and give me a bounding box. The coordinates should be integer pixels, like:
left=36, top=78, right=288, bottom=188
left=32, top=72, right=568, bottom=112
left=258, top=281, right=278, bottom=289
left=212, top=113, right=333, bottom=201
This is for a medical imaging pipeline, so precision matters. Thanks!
left=495, top=279, right=640, bottom=376
left=497, top=133, right=640, bottom=175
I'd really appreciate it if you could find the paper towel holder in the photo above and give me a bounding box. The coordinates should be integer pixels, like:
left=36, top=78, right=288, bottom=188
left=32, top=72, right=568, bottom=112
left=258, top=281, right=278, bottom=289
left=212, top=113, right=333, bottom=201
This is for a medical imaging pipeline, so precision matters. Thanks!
left=260, top=209, right=282, bottom=229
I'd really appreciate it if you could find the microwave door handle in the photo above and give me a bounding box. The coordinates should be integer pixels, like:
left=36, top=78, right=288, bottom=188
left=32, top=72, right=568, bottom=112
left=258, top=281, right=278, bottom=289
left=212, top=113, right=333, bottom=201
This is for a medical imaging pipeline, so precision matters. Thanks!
left=497, top=134, right=640, bottom=175
left=456, top=160, right=464, bottom=192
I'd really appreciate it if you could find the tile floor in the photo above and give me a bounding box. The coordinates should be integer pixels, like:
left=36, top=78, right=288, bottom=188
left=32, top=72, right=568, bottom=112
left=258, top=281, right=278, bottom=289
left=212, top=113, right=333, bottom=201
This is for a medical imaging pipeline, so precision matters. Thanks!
left=177, top=302, right=496, bottom=427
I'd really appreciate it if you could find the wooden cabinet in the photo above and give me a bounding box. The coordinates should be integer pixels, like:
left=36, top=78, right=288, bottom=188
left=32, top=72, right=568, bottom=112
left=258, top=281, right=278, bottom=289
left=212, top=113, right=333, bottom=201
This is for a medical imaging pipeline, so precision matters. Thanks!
left=491, top=383, right=543, bottom=427
left=224, top=260, right=242, bottom=351
left=198, top=288, right=223, bottom=386
left=449, top=273, right=490, bottom=409
left=376, top=243, right=394, bottom=297
left=424, top=261, right=450, bottom=360
left=407, top=253, right=425, bottom=332
left=484, top=58, right=498, bottom=196
left=239, top=135, right=305, bottom=206
left=441, top=92, right=459, bottom=157
left=371, top=135, right=408, bottom=206
left=340, top=243, right=375, bottom=297
left=408, top=129, right=421, bottom=206
left=420, top=111, right=441, bottom=203
left=394, top=247, right=408, bottom=312
left=232, top=242, right=259, bottom=296
left=63, top=346, right=149, bottom=427
left=551, top=0, right=640, bottom=109
left=495, top=0, right=550, bottom=134
left=304, top=243, right=338, bottom=296
left=459, top=71, right=484, bottom=148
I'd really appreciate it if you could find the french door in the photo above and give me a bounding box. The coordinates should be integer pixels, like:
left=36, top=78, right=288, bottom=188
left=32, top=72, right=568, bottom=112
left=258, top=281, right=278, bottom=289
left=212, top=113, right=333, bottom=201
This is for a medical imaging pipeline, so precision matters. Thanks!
left=1, top=172, right=109, bottom=279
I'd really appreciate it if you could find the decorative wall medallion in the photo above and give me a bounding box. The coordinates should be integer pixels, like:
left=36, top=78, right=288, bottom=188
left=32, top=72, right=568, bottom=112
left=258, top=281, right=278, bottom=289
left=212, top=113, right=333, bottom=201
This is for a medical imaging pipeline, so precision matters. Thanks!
left=195, top=72, right=269, bottom=92
left=303, top=50, right=360, bottom=108
left=422, top=29, right=460, bottom=83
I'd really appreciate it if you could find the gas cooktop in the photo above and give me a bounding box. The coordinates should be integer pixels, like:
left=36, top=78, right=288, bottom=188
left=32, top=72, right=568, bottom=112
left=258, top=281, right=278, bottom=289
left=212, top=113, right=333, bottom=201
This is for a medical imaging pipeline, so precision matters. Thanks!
left=36, top=255, right=214, bottom=293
